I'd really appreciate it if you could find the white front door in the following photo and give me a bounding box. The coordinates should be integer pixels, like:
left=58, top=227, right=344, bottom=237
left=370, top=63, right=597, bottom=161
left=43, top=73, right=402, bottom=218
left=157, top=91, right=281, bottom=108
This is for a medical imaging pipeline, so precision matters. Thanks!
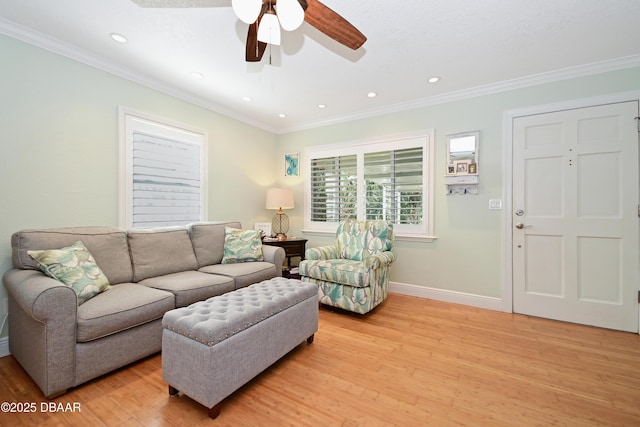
left=512, top=101, right=639, bottom=332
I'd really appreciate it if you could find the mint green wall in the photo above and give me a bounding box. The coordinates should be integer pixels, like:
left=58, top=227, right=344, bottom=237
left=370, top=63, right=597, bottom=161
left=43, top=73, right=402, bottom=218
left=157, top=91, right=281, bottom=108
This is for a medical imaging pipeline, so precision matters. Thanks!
left=275, top=67, right=640, bottom=299
left=1, top=32, right=639, bottom=342
left=0, top=35, right=277, bottom=338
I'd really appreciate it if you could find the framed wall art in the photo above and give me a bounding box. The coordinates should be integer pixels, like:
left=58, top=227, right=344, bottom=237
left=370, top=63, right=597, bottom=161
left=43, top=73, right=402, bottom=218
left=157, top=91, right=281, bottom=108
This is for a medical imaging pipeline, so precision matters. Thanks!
left=284, top=153, right=299, bottom=177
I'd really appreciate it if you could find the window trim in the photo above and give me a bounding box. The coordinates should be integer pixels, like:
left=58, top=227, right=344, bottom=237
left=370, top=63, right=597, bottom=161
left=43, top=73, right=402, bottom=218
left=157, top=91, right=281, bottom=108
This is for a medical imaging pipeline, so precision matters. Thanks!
left=303, top=130, right=436, bottom=242
left=118, top=107, right=208, bottom=229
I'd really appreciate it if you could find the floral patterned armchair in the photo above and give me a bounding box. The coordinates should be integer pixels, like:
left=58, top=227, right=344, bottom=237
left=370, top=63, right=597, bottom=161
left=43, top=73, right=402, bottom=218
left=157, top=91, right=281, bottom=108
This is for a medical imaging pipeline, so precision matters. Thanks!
left=299, top=220, right=396, bottom=314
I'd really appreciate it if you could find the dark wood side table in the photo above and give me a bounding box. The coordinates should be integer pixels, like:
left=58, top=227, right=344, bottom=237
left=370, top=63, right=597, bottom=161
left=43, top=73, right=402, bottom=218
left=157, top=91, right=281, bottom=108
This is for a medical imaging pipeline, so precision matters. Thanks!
left=262, top=237, right=308, bottom=279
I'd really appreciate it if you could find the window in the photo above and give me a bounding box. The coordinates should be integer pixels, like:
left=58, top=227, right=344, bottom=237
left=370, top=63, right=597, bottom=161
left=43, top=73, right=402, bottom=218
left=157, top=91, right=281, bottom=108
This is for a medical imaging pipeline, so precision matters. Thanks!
left=119, top=108, right=207, bottom=228
left=304, top=131, right=435, bottom=241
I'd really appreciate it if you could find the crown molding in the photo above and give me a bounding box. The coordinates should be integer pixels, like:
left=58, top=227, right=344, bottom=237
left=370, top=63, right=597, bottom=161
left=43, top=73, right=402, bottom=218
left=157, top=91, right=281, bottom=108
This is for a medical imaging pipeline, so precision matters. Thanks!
left=2, top=17, right=639, bottom=136
left=280, top=54, right=640, bottom=133
left=0, top=18, right=279, bottom=134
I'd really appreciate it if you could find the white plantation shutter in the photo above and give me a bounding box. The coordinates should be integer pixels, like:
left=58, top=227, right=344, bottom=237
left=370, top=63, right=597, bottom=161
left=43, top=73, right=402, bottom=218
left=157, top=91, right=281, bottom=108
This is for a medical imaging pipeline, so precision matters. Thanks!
left=120, top=109, right=207, bottom=229
left=132, top=132, right=201, bottom=228
left=309, top=154, right=357, bottom=222
left=304, top=131, right=434, bottom=240
left=364, top=147, right=423, bottom=224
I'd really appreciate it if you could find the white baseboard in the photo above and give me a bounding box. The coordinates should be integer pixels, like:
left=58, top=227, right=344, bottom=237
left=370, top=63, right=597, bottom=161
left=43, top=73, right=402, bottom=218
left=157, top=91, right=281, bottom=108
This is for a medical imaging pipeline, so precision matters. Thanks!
left=389, top=281, right=504, bottom=312
left=0, top=336, right=9, bottom=358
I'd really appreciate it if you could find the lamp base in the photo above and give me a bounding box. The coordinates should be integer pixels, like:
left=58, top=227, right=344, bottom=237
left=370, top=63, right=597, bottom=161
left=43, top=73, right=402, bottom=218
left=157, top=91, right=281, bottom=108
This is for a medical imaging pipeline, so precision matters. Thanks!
left=271, top=211, right=290, bottom=240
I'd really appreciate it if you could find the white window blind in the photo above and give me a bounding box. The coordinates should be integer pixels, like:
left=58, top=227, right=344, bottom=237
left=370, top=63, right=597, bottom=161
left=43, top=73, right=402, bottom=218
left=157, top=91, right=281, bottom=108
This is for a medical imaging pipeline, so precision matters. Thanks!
left=132, top=131, right=201, bottom=228
left=120, top=108, right=207, bottom=229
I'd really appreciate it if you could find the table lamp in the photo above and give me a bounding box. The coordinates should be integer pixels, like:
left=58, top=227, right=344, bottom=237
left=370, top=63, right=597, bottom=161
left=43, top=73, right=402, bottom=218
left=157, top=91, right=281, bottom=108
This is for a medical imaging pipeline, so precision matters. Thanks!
left=266, top=188, right=294, bottom=240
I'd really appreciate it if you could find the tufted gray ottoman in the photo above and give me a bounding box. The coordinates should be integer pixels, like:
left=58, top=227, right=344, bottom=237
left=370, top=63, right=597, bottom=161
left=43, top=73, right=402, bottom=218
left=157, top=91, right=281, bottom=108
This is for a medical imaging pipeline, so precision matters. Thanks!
left=161, top=277, right=318, bottom=419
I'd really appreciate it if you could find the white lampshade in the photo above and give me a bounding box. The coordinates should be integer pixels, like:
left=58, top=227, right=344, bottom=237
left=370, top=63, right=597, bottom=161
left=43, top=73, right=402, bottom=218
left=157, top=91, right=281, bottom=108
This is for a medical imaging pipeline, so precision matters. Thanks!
left=266, top=188, right=294, bottom=210
left=231, top=0, right=262, bottom=24
left=276, top=0, right=305, bottom=31
left=257, top=12, right=281, bottom=45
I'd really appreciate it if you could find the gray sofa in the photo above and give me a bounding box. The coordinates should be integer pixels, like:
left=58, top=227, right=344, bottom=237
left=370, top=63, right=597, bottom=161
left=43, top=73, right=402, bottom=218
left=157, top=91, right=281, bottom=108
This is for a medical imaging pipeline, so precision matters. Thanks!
left=2, top=221, right=285, bottom=398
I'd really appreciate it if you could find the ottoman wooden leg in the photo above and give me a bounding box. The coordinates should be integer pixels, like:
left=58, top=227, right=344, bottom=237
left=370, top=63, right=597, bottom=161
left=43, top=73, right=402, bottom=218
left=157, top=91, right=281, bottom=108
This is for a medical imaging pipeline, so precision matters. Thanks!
left=307, top=333, right=314, bottom=344
left=168, top=385, right=179, bottom=396
left=208, top=402, right=222, bottom=419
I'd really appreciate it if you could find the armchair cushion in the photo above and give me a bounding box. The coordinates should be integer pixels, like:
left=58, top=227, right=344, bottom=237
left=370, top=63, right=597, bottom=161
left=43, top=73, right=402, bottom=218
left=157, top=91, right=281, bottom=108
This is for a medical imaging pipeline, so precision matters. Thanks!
left=299, top=259, right=370, bottom=287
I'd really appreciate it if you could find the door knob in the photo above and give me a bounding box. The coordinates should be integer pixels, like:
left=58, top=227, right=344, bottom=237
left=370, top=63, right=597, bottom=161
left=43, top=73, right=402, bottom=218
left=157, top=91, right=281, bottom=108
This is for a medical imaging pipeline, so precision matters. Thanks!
left=515, top=223, right=525, bottom=229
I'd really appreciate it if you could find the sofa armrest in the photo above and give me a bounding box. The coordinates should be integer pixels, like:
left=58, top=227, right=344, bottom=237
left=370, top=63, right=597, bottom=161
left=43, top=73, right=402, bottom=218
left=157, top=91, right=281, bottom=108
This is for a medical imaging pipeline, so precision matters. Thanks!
left=261, top=245, right=286, bottom=277
left=364, top=250, right=397, bottom=269
left=305, top=245, right=339, bottom=261
left=3, top=269, right=78, bottom=398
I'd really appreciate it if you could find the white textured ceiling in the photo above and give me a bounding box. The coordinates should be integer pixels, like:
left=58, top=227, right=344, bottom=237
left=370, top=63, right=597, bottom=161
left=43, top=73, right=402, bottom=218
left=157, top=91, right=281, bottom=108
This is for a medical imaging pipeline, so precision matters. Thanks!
left=1, top=0, right=639, bottom=133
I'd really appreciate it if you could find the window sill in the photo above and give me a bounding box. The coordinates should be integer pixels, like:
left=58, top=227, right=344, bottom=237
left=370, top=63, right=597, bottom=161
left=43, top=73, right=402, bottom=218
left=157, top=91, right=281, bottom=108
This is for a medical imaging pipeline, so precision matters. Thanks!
left=302, top=229, right=437, bottom=243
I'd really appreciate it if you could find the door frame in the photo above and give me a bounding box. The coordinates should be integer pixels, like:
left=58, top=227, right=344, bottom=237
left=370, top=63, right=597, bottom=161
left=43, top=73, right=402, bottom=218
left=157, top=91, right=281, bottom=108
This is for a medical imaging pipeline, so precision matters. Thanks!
left=501, top=91, right=640, bottom=328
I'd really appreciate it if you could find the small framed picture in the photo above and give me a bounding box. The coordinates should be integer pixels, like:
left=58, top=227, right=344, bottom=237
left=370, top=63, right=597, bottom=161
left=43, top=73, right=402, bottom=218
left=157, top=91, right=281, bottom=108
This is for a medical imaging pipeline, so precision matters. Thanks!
left=254, top=222, right=272, bottom=239
left=447, top=165, right=456, bottom=175
left=468, top=163, right=477, bottom=174
left=454, top=160, right=470, bottom=175
left=284, top=153, right=299, bottom=177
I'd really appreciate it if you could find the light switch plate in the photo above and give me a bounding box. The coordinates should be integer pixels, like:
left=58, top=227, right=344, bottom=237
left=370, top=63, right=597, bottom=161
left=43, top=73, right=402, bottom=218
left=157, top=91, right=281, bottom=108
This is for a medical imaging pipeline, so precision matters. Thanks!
left=489, top=199, right=503, bottom=210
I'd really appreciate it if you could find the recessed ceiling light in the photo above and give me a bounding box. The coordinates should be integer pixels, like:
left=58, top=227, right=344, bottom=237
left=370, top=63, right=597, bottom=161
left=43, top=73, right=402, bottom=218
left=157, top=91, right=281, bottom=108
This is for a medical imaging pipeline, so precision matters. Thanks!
left=428, top=76, right=440, bottom=83
left=110, top=33, right=128, bottom=43
left=191, top=72, right=204, bottom=79
left=242, top=96, right=253, bottom=102
left=278, top=113, right=287, bottom=118
left=367, top=92, right=377, bottom=98
left=318, top=104, right=327, bottom=109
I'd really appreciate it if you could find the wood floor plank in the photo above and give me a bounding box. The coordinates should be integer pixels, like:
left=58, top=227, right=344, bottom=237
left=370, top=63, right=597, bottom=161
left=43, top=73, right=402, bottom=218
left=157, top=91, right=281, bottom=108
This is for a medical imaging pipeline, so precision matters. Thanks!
left=1, top=293, right=639, bottom=426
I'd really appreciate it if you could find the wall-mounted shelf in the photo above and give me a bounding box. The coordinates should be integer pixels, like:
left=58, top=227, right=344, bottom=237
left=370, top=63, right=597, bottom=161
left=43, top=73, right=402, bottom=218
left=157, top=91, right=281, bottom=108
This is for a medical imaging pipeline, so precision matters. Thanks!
left=445, top=174, right=479, bottom=194
left=445, top=131, right=479, bottom=195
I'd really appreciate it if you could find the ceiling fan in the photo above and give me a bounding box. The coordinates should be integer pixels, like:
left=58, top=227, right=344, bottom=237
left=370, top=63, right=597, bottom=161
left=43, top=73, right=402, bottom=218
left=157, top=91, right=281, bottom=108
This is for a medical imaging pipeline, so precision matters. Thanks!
left=130, top=0, right=366, bottom=62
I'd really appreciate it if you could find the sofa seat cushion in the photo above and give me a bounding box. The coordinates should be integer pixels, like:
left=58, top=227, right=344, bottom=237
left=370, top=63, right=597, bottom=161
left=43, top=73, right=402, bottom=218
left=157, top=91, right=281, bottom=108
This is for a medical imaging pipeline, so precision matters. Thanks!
left=298, top=259, right=369, bottom=288
left=77, top=283, right=174, bottom=343
left=199, top=262, right=278, bottom=290
left=140, top=271, right=235, bottom=308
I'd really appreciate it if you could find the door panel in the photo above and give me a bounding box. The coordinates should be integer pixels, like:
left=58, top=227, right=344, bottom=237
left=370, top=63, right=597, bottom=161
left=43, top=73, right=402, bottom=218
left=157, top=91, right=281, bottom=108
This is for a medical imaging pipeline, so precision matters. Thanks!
left=513, top=101, right=639, bottom=332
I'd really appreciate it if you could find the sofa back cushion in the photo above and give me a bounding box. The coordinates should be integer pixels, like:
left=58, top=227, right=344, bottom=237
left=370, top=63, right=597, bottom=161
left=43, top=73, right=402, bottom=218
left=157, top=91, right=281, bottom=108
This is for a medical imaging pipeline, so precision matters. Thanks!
left=188, top=221, right=242, bottom=268
left=12, top=227, right=133, bottom=285
left=128, top=227, right=198, bottom=282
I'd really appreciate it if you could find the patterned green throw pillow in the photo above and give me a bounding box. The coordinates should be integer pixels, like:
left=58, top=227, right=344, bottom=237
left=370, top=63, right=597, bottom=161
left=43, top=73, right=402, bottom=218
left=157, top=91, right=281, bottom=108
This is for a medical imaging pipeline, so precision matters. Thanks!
left=28, top=241, right=111, bottom=305
left=221, top=227, right=264, bottom=264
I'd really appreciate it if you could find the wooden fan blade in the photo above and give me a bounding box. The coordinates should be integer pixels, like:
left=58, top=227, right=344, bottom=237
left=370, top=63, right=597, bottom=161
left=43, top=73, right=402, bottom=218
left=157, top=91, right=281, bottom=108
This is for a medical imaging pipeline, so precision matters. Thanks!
left=304, top=0, right=366, bottom=50
left=246, top=9, right=267, bottom=62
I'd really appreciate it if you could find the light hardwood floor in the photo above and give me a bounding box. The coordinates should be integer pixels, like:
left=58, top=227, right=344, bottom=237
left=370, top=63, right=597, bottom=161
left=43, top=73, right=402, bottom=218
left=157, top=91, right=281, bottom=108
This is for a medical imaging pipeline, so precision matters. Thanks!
left=1, top=293, right=639, bottom=426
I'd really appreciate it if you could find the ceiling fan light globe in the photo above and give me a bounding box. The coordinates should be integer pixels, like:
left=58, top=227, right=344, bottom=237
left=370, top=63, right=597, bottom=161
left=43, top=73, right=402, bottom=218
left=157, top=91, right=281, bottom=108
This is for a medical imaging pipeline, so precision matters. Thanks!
left=232, top=0, right=262, bottom=24
left=257, top=13, right=281, bottom=45
left=277, top=0, right=305, bottom=31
